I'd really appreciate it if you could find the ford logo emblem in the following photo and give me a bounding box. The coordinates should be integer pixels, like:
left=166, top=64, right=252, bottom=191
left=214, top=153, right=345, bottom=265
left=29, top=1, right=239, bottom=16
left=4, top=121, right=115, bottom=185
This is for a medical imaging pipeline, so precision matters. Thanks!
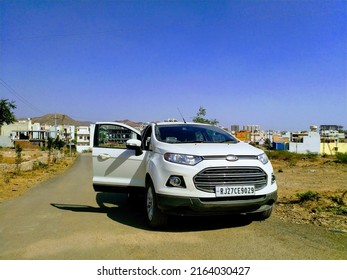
left=226, top=155, right=238, bottom=161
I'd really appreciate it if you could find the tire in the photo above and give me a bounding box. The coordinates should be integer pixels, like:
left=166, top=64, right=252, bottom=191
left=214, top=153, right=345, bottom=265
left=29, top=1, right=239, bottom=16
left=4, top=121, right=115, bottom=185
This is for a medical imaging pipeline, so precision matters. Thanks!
left=249, top=206, right=273, bottom=221
left=145, top=180, right=168, bottom=228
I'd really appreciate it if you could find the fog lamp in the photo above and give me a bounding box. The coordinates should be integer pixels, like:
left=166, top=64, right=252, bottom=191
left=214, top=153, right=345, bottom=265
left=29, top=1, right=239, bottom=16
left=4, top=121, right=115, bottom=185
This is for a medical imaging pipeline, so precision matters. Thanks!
left=166, top=176, right=186, bottom=188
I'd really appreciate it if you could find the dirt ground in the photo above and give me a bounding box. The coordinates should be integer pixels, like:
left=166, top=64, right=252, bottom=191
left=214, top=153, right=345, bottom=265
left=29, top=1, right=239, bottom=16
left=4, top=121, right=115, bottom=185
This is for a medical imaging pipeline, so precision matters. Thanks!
left=1, top=150, right=346, bottom=232
left=272, top=159, right=347, bottom=232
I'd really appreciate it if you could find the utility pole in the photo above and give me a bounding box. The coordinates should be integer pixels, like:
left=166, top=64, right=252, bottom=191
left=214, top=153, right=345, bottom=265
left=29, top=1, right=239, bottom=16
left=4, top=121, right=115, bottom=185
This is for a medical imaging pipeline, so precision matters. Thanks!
left=54, top=113, right=59, bottom=139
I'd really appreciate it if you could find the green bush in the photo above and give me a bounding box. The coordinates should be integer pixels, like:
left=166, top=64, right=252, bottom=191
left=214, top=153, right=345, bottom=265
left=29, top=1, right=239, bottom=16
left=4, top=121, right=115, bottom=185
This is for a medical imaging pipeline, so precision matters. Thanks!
left=267, top=150, right=302, bottom=167
left=305, top=151, right=319, bottom=160
left=296, top=191, right=319, bottom=202
left=267, top=150, right=295, bottom=161
left=323, top=206, right=347, bottom=215
left=335, top=152, right=347, bottom=164
left=267, top=150, right=321, bottom=163
left=32, top=161, right=48, bottom=170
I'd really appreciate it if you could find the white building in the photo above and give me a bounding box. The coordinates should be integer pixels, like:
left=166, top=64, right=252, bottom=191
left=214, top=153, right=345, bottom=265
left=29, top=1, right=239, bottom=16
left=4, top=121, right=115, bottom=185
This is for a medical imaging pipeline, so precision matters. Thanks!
left=0, top=119, right=32, bottom=147
left=76, top=125, right=93, bottom=152
left=0, top=119, right=32, bottom=138
left=289, top=127, right=320, bottom=154
left=0, top=118, right=91, bottom=151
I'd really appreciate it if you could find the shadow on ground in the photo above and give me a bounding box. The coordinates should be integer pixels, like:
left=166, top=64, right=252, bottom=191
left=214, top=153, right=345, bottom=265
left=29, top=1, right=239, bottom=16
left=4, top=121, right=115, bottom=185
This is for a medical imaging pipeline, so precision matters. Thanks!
left=51, top=192, right=253, bottom=232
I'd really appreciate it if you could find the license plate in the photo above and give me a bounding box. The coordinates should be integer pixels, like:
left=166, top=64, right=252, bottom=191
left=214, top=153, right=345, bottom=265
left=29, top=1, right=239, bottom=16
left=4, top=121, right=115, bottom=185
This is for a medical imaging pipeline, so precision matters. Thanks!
left=215, top=186, right=255, bottom=197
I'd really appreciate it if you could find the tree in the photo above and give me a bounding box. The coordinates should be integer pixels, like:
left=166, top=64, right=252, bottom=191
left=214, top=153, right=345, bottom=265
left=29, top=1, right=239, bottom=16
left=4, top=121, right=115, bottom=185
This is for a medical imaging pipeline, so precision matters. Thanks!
left=264, top=138, right=272, bottom=150
left=46, top=136, right=66, bottom=164
left=15, top=144, right=23, bottom=174
left=0, top=99, right=16, bottom=127
left=54, top=136, right=66, bottom=151
left=193, top=106, right=219, bottom=125
left=46, top=137, right=54, bottom=165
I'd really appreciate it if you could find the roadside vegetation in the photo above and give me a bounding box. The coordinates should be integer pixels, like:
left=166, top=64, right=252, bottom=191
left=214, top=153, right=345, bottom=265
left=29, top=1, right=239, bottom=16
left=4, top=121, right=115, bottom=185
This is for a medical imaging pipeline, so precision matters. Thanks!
left=266, top=150, right=319, bottom=161
left=266, top=150, right=347, bottom=165
left=0, top=99, right=79, bottom=202
left=0, top=144, right=77, bottom=202
left=335, top=152, right=347, bottom=164
left=270, top=151, right=347, bottom=232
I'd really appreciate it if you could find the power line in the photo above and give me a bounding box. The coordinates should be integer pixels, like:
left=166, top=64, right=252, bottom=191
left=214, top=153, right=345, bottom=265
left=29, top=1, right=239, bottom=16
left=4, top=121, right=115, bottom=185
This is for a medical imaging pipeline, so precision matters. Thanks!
left=0, top=78, right=46, bottom=116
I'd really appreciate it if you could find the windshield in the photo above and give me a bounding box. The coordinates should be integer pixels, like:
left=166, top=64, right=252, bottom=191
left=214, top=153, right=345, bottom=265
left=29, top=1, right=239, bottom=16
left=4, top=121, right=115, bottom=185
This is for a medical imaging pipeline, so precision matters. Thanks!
left=155, top=124, right=238, bottom=144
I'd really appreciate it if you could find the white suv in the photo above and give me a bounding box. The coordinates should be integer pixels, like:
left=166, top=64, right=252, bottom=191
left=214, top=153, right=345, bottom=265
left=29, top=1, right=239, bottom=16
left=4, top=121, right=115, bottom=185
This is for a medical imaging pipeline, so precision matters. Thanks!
left=92, top=122, right=277, bottom=228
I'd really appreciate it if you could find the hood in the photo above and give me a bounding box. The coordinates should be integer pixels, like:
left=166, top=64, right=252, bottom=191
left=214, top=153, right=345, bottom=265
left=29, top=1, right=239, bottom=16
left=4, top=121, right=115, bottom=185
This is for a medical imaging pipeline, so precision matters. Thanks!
left=155, top=141, right=264, bottom=156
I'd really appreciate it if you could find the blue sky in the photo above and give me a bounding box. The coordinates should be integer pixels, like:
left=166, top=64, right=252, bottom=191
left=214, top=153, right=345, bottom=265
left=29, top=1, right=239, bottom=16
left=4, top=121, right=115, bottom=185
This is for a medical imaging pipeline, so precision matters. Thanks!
left=0, top=0, right=346, bottom=131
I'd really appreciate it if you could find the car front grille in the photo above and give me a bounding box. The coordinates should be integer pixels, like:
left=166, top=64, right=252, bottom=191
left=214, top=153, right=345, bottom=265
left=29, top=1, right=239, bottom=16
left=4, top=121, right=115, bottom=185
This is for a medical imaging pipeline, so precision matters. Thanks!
left=193, top=166, right=268, bottom=193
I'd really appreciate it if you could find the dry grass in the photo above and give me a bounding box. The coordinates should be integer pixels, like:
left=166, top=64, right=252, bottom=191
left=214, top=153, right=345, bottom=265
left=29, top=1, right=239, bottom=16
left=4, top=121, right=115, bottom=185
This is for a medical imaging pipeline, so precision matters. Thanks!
left=0, top=150, right=46, bottom=164
left=272, top=158, right=347, bottom=232
left=0, top=150, right=77, bottom=203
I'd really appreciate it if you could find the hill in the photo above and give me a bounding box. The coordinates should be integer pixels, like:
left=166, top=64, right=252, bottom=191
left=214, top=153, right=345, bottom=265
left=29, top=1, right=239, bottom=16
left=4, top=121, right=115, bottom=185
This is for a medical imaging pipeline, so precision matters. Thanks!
left=115, top=119, right=146, bottom=128
left=29, top=114, right=93, bottom=126
left=21, top=114, right=145, bottom=128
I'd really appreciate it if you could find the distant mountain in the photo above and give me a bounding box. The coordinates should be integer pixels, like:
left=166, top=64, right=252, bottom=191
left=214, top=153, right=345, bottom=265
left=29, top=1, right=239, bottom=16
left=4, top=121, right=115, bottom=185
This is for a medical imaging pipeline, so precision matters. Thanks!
left=28, top=114, right=93, bottom=126
left=115, top=119, right=146, bottom=128
left=22, top=114, right=147, bottom=128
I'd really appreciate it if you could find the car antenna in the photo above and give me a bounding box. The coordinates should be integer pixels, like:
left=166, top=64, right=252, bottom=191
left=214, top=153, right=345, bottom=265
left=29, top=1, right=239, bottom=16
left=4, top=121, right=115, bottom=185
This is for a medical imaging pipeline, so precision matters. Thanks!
left=177, top=107, right=187, bottom=123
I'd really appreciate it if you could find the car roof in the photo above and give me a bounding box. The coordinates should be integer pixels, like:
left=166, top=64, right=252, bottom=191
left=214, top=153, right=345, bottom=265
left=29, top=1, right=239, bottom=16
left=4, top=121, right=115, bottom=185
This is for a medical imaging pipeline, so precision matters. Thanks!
left=154, top=122, right=211, bottom=126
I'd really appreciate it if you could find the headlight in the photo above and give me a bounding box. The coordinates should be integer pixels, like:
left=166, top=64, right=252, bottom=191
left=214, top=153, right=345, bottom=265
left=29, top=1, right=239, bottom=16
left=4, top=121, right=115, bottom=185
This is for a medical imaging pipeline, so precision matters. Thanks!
left=164, top=153, right=203, bottom=166
left=258, top=153, right=269, bottom=165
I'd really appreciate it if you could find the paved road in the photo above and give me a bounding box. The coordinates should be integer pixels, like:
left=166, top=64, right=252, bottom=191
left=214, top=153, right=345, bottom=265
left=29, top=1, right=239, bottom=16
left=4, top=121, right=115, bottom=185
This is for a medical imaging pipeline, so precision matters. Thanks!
left=0, top=154, right=346, bottom=260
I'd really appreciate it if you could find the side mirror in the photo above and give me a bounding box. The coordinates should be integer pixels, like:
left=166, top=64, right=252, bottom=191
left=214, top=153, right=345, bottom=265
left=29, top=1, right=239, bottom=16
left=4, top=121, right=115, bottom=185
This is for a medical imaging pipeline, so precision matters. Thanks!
left=126, top=139, right=143, bottom=156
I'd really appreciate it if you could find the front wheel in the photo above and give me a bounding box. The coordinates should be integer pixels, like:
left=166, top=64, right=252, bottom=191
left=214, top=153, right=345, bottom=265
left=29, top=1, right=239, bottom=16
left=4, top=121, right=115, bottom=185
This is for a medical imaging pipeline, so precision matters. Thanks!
left=145, top=181, right=168, bottom=228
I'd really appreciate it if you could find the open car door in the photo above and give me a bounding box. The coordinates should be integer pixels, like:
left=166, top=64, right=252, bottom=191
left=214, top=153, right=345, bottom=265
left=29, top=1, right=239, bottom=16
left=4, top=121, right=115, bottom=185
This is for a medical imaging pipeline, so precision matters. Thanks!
left=92, top=122, right=145, bottom=193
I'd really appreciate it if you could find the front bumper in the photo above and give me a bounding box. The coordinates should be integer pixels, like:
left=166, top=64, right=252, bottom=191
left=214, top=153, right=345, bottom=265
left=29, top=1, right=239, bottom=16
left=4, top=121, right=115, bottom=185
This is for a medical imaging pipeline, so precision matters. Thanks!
left=156, top=190, right=278, bottom=216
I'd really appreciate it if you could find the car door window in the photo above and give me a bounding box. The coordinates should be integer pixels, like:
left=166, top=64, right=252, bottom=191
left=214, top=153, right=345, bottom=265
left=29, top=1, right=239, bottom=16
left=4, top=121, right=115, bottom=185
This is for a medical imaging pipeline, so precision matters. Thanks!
left=94, top=124, right=140, bottom=149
